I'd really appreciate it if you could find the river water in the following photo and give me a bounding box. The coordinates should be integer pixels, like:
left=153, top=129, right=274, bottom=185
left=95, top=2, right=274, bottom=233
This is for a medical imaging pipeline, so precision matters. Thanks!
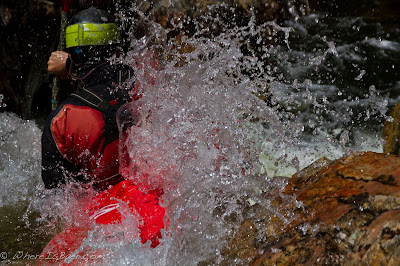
left=0, top=6, right=399, bottom=265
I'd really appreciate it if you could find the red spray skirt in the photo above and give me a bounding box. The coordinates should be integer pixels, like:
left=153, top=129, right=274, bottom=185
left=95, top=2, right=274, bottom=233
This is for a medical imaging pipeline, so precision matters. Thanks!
left=37, top=180, right=166, bottom=265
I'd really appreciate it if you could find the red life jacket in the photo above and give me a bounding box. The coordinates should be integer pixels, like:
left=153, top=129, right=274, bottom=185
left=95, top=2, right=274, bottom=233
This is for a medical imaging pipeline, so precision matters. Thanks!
left=42, top=64, right=133, bottom=190
left=50, top=102, right=122, bottom=190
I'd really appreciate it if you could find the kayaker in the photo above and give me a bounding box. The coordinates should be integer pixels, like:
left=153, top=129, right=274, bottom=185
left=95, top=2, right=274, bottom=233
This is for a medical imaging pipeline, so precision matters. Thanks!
left=42, top=7, right=135, bottom=191
left=41, top=7, right=166, bottom=249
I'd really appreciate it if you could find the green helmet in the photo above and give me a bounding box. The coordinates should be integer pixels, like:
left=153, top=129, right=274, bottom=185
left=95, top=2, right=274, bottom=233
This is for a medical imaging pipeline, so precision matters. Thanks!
left=65, top=7, right=121, bottom=49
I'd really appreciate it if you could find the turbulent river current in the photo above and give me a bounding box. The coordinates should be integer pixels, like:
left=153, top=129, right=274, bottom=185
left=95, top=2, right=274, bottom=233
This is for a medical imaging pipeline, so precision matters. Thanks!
left=0, top=5, right=399, bottom=265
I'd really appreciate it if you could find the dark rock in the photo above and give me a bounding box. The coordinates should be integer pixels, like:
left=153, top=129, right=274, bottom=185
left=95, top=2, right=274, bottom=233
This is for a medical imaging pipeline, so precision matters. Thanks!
left=0, top=0, right=59, bottom=118
left=307, top=0, right=400, bottom=32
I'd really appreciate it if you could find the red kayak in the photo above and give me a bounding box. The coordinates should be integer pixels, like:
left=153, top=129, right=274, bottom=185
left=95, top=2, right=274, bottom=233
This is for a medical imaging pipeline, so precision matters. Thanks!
left=37, top=180, right=166, bottom=265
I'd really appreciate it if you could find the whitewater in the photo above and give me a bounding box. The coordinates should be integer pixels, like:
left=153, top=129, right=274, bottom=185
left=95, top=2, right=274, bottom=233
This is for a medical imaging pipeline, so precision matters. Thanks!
left=0, top=7, right=399, bottom=265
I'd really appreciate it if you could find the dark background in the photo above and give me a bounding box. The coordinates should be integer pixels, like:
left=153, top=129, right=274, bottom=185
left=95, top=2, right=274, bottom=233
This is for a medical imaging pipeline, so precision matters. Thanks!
left=0, top=0, right=399, bottom=121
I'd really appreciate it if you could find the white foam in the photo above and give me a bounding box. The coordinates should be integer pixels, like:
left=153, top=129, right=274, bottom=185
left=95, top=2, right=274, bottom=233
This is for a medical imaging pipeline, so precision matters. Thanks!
left=0, top=112, right=42, bottom=206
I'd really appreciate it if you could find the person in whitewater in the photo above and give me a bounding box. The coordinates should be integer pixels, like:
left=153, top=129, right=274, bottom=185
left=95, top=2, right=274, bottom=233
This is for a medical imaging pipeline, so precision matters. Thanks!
left=41, top=7, right=165, bottom=249
left=42, top=7, right=130, bottom=190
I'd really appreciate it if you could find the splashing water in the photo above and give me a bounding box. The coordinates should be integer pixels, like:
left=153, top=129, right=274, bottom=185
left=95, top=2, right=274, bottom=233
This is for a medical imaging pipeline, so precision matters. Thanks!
left=106, top=12, right=286, bottom=265
left=1, top=4, right=399, bottom=265
left=0, top=112, right=41, bottom=206
left=100, top=7, right=391, bottom=265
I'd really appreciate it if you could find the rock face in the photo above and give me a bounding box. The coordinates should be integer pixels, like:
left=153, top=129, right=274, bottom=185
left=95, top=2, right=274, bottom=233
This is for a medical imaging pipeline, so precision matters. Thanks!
left=0, top=0, right=59, bottom=118
left=222, top=151, right=400, bottom=265
left=383, top=101, right=400, bottom=155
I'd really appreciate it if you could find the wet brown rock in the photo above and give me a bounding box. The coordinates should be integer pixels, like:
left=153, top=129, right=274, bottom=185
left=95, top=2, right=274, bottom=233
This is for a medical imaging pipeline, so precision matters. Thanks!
left=237, top=0, right=281, bottom=22
left=222, top=151, right=400, bottom=265
left=140, top=0, right=306, bottom=26
left=221, top=220, right=259, bottom=263
left=383, top=100, right=400, bottom=155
